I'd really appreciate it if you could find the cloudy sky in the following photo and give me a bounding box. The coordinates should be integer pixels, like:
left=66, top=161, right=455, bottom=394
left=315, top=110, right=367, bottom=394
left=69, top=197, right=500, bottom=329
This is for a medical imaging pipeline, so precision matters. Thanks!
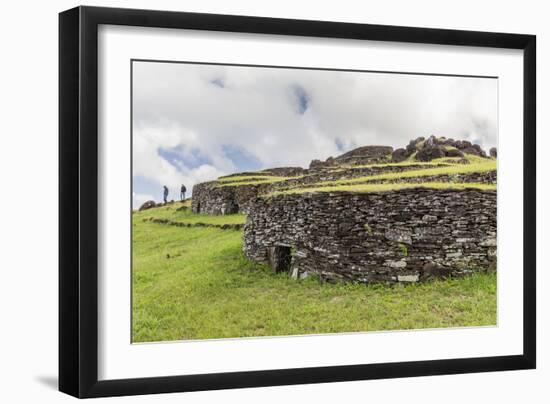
left=132, top=61, right=497, bottom=207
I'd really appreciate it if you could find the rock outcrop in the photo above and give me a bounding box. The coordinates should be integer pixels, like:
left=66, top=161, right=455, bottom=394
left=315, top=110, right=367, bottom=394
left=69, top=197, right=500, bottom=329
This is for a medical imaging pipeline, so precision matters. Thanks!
left=394, top=135, right=487, bottom=163
left=139, top=200, right=157, bottom=211
left=310, top=145, right=393, bottom=169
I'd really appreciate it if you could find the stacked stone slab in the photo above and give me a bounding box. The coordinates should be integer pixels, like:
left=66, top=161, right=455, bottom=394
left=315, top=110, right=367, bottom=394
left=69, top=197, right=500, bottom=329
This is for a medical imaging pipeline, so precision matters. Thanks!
left=243, top=188, right=496, bottom=283
left=192, top=137, right=496, bottom=216
left=310, top=145, right=393, bottom=169
left=191, top=181, right=273, bottom=215
left=191, top=166, right=496, bottom=216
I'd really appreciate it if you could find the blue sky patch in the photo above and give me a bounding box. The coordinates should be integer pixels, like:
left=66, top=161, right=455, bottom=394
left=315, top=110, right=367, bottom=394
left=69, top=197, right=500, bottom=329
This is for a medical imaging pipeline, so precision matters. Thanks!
left=222, top=144, right=263, bottom=172
left=158, top=146, right=212, bottom=170
left=210, top=78, right=225, bottom=88
left=334, top=138, right=345, bottom=152
left=292, top=85, right=310, bottom=114
left=133, top=175, right=164, bottom=200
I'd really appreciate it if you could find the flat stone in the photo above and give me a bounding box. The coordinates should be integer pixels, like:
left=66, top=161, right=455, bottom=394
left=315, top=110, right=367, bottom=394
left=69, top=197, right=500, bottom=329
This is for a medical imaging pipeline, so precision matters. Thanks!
left=385, top=228, right=412, bottom=245
left=299, top=271, right=310, bottom=279
left=456, top=238, right=475, bottom=243
left=480, top=237, right=497, bottom=247
left=446, top=251, right=463, bottom=258
left=291, top=267, right=299, bottom=279
left=422, top=215, right=438, bottom=222
left=397, top=274, right=419, bottom=282
left=386, top=260, right=407, bottom=268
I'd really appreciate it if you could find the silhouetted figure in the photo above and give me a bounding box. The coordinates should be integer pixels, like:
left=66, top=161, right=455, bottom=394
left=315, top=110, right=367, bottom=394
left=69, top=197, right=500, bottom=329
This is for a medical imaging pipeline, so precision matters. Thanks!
left=163, top=185, right=169, bottom=203
left=180, top=184, right=187, bottom=201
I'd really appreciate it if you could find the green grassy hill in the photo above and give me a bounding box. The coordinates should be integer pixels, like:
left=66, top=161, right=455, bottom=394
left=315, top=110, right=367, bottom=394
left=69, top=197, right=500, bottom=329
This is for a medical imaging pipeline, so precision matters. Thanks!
left=132, top=201, right=496, bottom=342
left=209, top=153, right=496, bottom=197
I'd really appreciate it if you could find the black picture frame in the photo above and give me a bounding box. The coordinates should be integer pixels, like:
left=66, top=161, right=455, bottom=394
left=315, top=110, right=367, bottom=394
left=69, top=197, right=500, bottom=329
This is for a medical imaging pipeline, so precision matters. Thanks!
left=59, top=5, right=536, bottom=398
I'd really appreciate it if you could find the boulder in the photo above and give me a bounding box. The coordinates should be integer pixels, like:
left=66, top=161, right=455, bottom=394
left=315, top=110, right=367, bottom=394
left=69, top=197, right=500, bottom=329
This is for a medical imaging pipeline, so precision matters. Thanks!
left=391, top=148, right=409, bottom=163
left=424, top=135, right=437, bottom=147
left=139, top=200, right=156, bottom=211
left=454, top=140, right=472, bottom=150
left=490, top=147, right=497, bottom=158
left=421, top=263, right=453, bottom=280
left=334, top=145, right=393, bottom=165
left=416, top=144, right=446, bottom=161
left=443, top=138, right=455, bottom=145
left=406, top=140, right=418, bottom=154
left=309, top=159, right=325, bottom=169
left=445, top=148, right=464, bottom=158
left=461, top=146, right=484, bottom=157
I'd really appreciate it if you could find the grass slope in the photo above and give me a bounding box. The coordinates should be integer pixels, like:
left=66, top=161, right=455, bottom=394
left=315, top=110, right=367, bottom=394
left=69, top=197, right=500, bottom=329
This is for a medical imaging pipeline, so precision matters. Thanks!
left=322, top=157, right=495, bottom=185
left=269, top=154, right=496, bottom=195
left=216, top=175, right=301, bottom=187
left=270, top=182, right=496, bottom=196
left=135, top=201, right=246, bottom=225
left=132, top=206, right=496, bottom=342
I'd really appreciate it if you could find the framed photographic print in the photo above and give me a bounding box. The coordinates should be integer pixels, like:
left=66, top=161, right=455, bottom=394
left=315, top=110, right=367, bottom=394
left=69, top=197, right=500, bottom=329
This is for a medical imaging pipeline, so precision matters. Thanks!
left=59, top=6, right=536, bottom=398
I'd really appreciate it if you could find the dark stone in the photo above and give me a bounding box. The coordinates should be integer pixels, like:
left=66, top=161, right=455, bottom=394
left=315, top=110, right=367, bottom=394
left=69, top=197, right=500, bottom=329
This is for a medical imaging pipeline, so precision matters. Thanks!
left=309, top=159, right=324, bottom=169
left=443, top=138, right=455, bottom=145
left=461, top=146, right=483, bottom=157
left=138, top=200, right=156, bottom=211
left=425, top=135, right=437, bottom=146
left=261, top=167, right=307, bottom=177
left=416, top=145, right=446, bottom=161
left=455, top=140, right=472, bottom=150
left=406, top=141, right=417, bottom=154
left=335, top=145, right=393, bottom=162
left=490, top=147, right=497, bottom=158
left=421, top=263, right=453, bottom=280
left=392, top=148, right=409, bottom=163
left=445, top=148, right=464, bottom=158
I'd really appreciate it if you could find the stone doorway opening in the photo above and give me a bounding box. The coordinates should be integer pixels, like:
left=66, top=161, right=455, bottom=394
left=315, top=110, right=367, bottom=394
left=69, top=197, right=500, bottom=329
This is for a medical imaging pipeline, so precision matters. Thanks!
left=268, top=245, right=292, bottom=273
left=221, top=201, right=239, bottom=215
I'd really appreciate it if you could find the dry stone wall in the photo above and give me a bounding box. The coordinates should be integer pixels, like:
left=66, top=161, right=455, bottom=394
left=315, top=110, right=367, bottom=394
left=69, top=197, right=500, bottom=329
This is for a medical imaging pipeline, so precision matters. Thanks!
left=192, top=181, right=272, bottom=215
left=243, top=188, right=496, bottom=283
left=191, top=136, right=496, bottom=217
left=191, top=167, right=496, bottom=216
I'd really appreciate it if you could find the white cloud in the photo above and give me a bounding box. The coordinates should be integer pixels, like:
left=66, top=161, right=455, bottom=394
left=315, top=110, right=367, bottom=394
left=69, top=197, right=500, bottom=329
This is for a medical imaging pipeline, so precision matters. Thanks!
left=132, top=61, right=498, bottom=199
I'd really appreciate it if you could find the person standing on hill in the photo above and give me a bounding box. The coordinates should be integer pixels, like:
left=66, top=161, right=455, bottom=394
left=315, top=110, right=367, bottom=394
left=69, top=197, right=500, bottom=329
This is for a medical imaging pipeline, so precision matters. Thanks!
left=180, top=184, right=187, bottom=201
left=163, top=185, right=169, bottom=204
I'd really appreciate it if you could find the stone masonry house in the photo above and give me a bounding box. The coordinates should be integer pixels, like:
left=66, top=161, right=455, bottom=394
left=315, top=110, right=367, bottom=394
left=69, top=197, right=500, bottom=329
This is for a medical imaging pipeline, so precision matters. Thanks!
left=192, top=136, right=497, bottom=283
